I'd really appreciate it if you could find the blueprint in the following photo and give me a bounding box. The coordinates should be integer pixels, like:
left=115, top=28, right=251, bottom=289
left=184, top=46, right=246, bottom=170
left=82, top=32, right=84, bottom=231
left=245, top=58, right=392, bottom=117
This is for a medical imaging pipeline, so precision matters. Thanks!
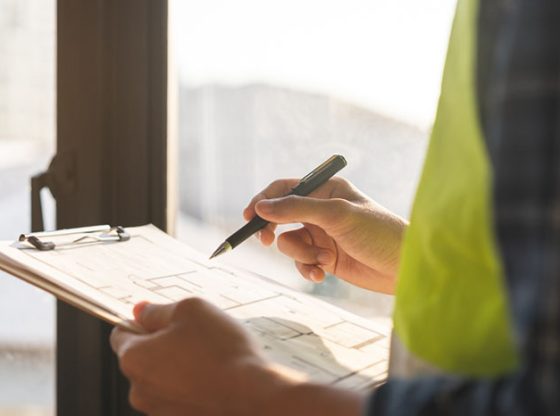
left=0, top=224, right=389, bottom=390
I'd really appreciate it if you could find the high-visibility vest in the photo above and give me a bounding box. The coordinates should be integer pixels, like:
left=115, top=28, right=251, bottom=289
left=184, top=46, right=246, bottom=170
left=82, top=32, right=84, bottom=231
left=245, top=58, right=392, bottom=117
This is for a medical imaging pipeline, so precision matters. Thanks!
left=392, top=0, right=518, bottom=376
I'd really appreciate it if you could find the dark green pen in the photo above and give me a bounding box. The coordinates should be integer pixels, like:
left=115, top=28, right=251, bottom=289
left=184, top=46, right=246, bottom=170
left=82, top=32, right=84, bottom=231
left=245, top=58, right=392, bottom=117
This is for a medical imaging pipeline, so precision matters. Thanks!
left=209, top=154, right=347, bottom=259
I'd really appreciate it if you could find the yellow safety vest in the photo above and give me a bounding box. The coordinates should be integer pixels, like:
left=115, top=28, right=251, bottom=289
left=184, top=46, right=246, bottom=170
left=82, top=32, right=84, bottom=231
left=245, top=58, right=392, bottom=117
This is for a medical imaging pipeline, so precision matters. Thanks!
left=393, top=0, right=518, bottom=376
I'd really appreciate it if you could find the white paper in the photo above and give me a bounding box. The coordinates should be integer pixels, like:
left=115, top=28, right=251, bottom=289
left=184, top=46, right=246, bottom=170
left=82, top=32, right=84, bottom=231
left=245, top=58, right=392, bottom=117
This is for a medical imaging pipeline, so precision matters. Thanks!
left=0, top=224, right=389, bottom=389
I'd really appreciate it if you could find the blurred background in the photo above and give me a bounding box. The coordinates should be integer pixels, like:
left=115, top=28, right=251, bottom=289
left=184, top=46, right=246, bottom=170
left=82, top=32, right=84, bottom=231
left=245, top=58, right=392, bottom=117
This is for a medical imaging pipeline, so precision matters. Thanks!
left=172, top=0, right=456, bottom=328
left=0, top=0, right=456, bottom=414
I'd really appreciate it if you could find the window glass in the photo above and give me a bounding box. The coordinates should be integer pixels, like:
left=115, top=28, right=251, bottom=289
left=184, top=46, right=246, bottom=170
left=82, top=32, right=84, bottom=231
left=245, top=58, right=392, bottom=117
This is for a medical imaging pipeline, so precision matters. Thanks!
left=0, top=0, right=56, bottom=414
left=171, top=0, right=456, bottom=317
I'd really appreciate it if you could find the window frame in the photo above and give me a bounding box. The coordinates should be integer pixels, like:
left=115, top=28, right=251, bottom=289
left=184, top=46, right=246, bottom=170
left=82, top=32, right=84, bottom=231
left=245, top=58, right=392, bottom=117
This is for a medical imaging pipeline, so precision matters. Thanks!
left=56, top=1, right=168, bottom=414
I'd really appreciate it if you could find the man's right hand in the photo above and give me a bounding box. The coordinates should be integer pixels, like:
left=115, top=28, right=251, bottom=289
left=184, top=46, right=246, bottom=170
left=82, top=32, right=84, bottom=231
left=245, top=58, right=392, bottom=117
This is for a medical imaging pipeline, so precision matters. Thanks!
left=243, top=177, right=407, bottom=294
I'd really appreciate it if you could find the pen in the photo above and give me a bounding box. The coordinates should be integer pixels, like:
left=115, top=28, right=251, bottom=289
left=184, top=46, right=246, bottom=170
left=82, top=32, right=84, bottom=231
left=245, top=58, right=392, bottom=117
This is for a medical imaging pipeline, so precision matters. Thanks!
left=209, top=154, right=347, bottom=259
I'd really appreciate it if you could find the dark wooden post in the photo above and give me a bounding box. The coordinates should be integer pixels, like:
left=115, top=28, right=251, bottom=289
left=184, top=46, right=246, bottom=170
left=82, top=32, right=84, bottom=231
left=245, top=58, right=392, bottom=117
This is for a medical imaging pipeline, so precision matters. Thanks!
left=56, top=1, right=167, bottom=414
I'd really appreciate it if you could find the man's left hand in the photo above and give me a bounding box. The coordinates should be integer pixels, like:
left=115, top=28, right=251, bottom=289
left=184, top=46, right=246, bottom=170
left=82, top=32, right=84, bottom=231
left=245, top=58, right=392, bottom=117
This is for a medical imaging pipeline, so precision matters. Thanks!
left=110, top=298, right=293, bottom=416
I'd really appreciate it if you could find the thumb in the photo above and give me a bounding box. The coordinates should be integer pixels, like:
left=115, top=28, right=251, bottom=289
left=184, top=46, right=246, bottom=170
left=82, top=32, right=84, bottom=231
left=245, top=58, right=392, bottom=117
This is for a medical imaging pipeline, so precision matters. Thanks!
left=134, top=301, right=175, bottom=333
left=255, top=195, right=350, bottom=230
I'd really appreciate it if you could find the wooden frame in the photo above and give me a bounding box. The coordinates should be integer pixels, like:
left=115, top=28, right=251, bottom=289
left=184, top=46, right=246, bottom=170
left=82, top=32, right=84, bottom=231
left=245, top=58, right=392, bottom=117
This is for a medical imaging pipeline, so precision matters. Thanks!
left=56, top=1, right=167, bottom=414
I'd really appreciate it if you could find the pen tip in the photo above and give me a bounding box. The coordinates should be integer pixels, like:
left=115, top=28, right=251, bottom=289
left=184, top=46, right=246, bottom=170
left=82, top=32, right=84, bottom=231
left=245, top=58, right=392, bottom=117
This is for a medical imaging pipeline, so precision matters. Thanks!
left=209, top=241, right=232, bottom=260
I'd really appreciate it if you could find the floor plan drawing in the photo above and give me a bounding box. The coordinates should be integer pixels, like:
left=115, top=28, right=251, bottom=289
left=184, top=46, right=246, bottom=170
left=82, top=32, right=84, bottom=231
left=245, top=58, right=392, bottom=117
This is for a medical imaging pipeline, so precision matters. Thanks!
left=0, top=224, right=390, bottom=389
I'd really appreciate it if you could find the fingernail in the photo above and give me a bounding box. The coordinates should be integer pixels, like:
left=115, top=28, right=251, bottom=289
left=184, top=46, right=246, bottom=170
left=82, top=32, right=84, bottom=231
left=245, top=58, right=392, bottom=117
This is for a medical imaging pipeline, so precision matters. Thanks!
left=133, top=301, right=150, bottom=320
left=310, top=269, right=322, bottom=282
left=317, top=250, right=332, bottom=265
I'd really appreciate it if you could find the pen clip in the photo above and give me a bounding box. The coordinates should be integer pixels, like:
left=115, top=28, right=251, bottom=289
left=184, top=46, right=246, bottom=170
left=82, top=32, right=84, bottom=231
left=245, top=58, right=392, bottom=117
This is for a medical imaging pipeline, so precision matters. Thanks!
left=298, top=155, right=341, bottom=185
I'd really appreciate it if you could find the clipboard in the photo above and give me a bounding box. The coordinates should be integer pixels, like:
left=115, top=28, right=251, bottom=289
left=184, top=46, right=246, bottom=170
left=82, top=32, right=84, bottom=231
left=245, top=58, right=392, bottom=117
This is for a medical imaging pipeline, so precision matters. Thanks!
left=19, top=225, right=130, bottom=251
left=0, top=224, right=390, bottom=389
left=2, top=224, right=141, bottom=332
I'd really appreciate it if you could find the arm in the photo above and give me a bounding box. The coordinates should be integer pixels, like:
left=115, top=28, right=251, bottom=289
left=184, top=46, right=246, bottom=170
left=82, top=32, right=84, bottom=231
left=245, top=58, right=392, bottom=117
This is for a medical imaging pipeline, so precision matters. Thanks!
left=109, top=176, right=402, bottom=415
left=110, top=299, right=366, bottom=416
left=109, top=148, right=558, bottom=416
left=110, top=153, right=558, bottom=416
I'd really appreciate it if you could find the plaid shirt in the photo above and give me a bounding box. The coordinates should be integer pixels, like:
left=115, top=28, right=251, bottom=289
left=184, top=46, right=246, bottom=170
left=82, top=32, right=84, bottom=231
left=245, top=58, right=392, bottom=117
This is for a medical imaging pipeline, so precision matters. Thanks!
left=367, top=1, right=560, bottom=414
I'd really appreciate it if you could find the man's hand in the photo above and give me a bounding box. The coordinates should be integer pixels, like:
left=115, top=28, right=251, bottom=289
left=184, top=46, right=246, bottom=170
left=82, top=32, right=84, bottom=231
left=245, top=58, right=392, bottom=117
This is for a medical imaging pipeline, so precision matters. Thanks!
left=244, top=177, right=407, bottom=294
left=110, top=299, right=289, bottom=415
left=111, top=299, right=364, bottom=416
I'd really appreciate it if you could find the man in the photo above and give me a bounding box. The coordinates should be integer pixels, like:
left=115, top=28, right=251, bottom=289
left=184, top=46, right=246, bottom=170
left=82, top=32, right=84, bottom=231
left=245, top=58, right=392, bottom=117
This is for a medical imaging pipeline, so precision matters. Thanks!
left=111, top=0, right=560, bottom=414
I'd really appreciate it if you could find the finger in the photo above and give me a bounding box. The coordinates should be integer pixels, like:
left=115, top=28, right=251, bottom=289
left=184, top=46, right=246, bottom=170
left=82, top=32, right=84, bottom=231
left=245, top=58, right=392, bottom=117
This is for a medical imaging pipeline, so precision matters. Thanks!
left=129, top=383, right=157, bottom=413
left=133, top=301, right=150, bottom=320
left=295, top=261, right=326, bottom=283
left=258, top=225, right=276, bottom=246
left=110, top=327, right=153, bottom=381
left=277, top=228, right=335, bottom=266
left=245, top=177, right=361, bottom=221
left=136, top=302, right=177, bottom=332
left=255, top=195, right=352, bottom=230
left=110, top=326, right=138, bottom=356
left=243, top=179, right=300, bottom=220
left=243, top=208, right=277, bottom=247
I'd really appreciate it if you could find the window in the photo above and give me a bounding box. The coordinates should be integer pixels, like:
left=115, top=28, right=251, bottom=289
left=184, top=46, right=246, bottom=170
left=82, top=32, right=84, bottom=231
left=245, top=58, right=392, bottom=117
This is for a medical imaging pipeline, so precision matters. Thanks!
left=0, top=0, right=56, bottom=414
left=172, top=0, right=457, bottom=317
left=54, top=1, right=168, bottom=414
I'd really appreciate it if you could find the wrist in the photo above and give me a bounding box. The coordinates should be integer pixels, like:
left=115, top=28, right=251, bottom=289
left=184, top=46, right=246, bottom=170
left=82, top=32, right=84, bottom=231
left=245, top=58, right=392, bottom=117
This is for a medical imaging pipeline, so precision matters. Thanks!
left=251, top=367, right=365, bottom=416
left=232, top=359, right=302, bottom=416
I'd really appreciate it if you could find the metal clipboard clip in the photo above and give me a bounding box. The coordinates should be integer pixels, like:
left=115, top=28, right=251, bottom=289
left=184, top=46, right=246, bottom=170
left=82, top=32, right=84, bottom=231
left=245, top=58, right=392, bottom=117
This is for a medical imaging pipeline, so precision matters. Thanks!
left=19, top=225, right=130, bottom=251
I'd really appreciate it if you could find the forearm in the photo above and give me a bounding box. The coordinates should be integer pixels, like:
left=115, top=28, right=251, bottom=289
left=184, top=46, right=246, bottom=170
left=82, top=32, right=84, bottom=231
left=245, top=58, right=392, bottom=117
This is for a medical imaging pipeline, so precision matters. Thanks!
left=259, top=381, right=365, bottom=416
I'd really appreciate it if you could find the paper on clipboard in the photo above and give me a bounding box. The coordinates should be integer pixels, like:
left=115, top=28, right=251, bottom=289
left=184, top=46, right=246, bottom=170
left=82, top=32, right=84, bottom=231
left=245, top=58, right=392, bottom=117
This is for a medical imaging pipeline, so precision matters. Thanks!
left=0, top=224, right=390, bottom=390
